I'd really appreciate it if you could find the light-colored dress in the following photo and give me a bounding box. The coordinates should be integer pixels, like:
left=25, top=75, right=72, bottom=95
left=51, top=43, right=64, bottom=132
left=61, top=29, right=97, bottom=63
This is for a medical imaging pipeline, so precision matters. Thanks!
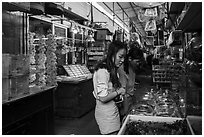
left=92, top=68, right=121, bottom=135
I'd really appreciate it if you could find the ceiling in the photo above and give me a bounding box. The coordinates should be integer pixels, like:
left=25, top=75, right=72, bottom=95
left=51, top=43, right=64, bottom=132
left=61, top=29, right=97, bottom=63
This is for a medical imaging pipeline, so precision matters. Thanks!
left=3, top=2, right=168, bottom=45
left=5, top=2, right=201, bottom=45
left=97, top=2, right=167, bottom=45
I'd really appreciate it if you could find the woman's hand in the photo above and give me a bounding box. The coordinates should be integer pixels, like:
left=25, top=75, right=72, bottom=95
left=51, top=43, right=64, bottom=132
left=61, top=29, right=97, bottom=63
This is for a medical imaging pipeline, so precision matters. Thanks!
left=117, top=87, right=126, bottom=95
left=98, top=87, right=126, bottom=103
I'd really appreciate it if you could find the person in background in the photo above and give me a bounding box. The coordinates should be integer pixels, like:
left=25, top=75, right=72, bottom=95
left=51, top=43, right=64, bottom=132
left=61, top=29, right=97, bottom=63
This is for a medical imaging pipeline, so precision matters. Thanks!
left=146, top=48, right=154, bottom=69
left=152, top=47, right=159, bottom=65
left=92, top=41, right=127, bottom=135
left=118, top=42, right=142, bottom=119
left=130, top=41, right=144, bottom=82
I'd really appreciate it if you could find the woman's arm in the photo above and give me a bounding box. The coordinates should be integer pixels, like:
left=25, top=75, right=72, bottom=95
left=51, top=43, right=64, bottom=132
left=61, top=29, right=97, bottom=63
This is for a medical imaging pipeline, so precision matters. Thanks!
left=99, top=89, right=118, bottom=103
left=99, top=87, right=125, bottom=103
left=95, top=69, right=125, bottom=103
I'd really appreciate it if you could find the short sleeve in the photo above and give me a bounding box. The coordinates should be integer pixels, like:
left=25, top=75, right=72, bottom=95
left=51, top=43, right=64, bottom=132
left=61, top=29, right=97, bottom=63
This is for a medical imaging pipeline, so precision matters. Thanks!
left=96, top=69, right=109, bottom=97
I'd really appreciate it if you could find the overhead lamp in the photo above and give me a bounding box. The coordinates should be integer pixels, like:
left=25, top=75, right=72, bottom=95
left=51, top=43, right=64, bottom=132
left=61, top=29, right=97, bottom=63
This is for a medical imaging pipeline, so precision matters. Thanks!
left=91, top=2, right=129, bottom=33
left=70, top=25, right=78, bottom=34
left=134, top=2, right=165, bottom=8
left=72, top=29, right=78, bottom=34
left=86, top=35, right=95, bottom=42
left=86, top=30, right=95, bottom=42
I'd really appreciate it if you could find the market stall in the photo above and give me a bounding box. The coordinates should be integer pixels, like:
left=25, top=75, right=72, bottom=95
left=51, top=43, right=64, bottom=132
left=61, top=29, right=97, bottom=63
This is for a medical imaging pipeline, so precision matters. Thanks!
left=118, top=85, right=190, bottom=135
left=2, top=2, right=202, bottom=135
left=117, top=2, right=202, bottom=135
left=55, top=64, right=95, bottom=118
left=2, top=3, right=57, bottom=134
left=2, top=86, right=55, bottom=134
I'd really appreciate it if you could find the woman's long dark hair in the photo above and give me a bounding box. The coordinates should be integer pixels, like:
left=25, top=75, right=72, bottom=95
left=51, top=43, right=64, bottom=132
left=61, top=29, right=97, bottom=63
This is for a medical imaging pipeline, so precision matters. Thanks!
left=94, top=41, right=127, bottom=89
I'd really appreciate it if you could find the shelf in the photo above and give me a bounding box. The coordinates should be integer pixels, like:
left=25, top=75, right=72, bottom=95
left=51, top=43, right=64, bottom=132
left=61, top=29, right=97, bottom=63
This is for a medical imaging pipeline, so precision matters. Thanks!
left=153, top=81, right=171, bottom=83
left=88, top=58, right=103, bottom=61
left=87, top=47, right=105, bottom=51
left=152, top=69, right=167, bottom=71
left=87, top=52, right=104, bottom=56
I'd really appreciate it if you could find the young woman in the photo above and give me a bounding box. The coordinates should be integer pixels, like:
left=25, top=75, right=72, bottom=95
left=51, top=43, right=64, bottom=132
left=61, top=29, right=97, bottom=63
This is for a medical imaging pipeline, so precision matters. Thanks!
left=92, top=41, right=127, bottom=135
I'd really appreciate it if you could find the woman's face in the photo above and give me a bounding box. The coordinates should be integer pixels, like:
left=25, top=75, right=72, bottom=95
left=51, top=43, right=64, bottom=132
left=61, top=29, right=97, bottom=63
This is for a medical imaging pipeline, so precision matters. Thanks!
left=113, top=49, right=126, bottom=68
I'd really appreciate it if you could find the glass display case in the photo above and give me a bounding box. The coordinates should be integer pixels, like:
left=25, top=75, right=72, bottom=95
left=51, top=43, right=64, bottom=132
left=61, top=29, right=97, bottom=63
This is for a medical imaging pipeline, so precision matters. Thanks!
left=184, top=32, right=202, bottom=117
left=2, top=4, right=55, bottom=135
left=2, top=8, right=30, bottom=102
left=56, top=64, right=92, bottom=83
left=55, top=64, right=95, bottom=118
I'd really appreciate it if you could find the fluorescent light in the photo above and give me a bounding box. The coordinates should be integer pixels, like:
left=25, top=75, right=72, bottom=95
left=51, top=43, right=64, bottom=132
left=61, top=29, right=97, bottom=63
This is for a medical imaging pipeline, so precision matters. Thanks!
left=91, top=2, right=129, bottom=33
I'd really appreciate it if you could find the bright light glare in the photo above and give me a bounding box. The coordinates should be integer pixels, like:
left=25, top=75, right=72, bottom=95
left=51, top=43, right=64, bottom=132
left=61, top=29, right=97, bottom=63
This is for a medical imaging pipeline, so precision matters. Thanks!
left=91, top=2, right=129, bottom=33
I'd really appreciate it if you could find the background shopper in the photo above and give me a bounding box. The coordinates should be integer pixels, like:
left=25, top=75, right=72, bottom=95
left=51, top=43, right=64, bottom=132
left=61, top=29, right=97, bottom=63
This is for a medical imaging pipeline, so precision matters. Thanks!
left=118, top=42, right=142, bottom=118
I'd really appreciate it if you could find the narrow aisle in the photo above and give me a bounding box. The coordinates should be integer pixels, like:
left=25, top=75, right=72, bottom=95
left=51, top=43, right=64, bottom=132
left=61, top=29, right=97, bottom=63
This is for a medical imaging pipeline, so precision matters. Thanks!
left=133, top=67, right=153, bottom=104
left=54, top=109, right=100, bottom=135
left=54, top=68, right=152, bottom=135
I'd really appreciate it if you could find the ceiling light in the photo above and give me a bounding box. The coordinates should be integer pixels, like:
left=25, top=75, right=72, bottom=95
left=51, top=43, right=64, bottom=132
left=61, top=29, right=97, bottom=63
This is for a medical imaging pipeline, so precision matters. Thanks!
left=134, top=2, right=165, bottom=8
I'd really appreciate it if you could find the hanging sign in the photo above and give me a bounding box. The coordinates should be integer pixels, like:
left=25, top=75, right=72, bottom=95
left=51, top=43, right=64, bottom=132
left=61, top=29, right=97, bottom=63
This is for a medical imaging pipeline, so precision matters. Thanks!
left=130, top=32, right=141, bottom=45
left=146, top=36, right=154, bottom=45
left=151, top=29, right=157, bottom=34
left=138, top=9, right=146, bottom=22
left=159, top=6, right=167, bottom=20
left=145, top=20, right=156, bottom=31
left=144, top=7, right=158, bottom=17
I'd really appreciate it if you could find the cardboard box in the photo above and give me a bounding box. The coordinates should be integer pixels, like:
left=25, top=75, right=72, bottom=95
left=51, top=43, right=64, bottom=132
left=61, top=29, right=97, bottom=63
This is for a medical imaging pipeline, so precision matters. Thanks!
left=118, top=115, right=194, bottom=135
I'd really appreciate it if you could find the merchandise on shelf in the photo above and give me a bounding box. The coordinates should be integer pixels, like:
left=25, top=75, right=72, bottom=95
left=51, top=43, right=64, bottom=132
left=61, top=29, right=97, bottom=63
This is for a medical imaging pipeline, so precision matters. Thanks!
left=46, top=34, right=58, bottom=86
left=119, top=115, right=193, bottom=135
left=28, top=32, right=36, bottom=65
left=9, top=55, right=30, bottom=76
left=2, top=53, right=30, bottom=101
left=56, top=64, right=92, bottom=83
left=28, top=32, right=37, bottom=85
left=152, top=64, right=185, bottom=83
left=87, top=46, right=105, bottom=72
left=35, top=36, right=47, bottom=87
left=129, top=88, right=185, bottom=118
left=152, top=65, right=172, bottom=83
